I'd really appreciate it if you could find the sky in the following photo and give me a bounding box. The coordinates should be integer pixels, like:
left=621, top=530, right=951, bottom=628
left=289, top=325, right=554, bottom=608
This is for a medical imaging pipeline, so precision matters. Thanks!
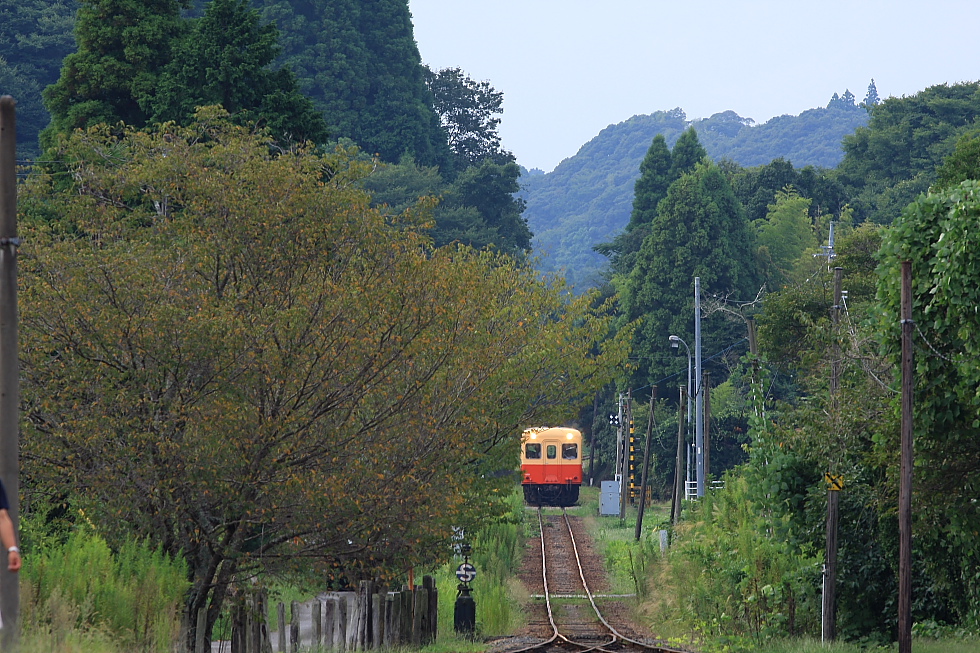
left=408, top=0, right=980, bottom=173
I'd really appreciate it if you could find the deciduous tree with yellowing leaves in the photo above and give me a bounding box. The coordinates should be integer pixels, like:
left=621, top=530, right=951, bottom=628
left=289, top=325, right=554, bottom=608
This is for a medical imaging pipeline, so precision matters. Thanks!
left=19, top=107, right=629, bottom=649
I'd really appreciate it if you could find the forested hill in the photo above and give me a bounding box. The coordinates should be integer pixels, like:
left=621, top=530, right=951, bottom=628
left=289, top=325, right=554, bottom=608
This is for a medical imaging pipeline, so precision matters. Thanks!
left=524, top=101, right=869, bottom=288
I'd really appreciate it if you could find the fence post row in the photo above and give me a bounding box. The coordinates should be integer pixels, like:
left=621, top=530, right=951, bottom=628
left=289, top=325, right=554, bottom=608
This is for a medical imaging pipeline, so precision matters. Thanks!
left=231, top=577, right=438, bottom=652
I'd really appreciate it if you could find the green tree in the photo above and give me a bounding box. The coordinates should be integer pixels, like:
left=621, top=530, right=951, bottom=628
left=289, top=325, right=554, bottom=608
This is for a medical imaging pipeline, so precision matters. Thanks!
left=444, top=158, right=530, bottom=255
left=622, top=161, right=760, bottom=387
left=935, top=129, right=980, bottom=190
left=0, top=0, right=78, bottom=157
left=595, top=134, right=672, bottom=276
left=424, top=65, right=510, bottom=172
left=862, top=78, right=881, bottom=109
left=251, top=0, right=452, bottom=170
left=668, top=126, right=707, bottom=181
left=877, top=180, right=980, bottom=624
left=42, top=0, right=188, bottom=143
left=149, top=0, right=327, bottom=144
left=20, top=110, right=625, bottom=648
left=754, top=187, right=817, bottom=287
left=837, top=81, right=980, bottom=222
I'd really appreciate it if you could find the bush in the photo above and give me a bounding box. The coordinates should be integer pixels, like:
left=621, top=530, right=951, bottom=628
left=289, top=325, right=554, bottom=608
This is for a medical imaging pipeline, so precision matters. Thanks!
left=647, top=475, right=821, bottom=648
left=22, top=528, right=188, bottom=652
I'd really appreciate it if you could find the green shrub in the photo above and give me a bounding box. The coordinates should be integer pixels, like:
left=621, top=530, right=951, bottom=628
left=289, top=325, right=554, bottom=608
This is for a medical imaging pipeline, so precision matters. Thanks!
left=648, top=475, right=821, bottom=648
left=22, top=528, right=189, bottom=652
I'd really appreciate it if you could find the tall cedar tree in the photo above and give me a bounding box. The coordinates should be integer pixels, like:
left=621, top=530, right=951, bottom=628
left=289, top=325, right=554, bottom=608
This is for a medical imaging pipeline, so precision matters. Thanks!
left=597, top=128, right=705, bottom=277
left=150, top=0, right=327, bottom=144
left=251, top=0, right=452, bottom=171
left=42, top=0, right=188, bottom=143
left=622, top=160, right=759, bottom=388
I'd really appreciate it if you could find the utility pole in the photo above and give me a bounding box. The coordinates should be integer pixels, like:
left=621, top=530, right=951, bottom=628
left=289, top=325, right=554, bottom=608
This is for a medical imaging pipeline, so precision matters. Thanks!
left=614, top=393, right=623, bottom=480
left=588, top=392, right=599, bottom=486
left=0, top=95, right=20, bottom=651
left=703, top=371, right=711, bottom=485
left=619, top=391, right=632, bottom=519
left=635, top=388, right=656, bottom=541
left=898, top=260, right=914, bottom=653
left=822, top=266, right=843, bottom=642
left=671, top=386, right=686, bottom=526
left=694, top=277, right=704, bottom=497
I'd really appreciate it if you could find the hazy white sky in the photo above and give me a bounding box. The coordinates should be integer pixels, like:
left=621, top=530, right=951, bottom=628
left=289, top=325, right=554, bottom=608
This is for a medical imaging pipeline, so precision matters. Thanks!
left=409, top=0, right=980, bottom=172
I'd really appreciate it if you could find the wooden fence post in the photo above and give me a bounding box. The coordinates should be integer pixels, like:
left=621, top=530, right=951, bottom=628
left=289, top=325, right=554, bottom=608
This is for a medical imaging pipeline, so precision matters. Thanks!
left=423, top=576, right=437, bottom=644
left=401, top=587, right=412, bottom=644
left=312, top=600, right=322, bottom=648
left=290, top=601, right=300, bottom=653
left=411, top=586, right=426, bottom=646
left=277, top=603, right=286, bottom=653
left=384, top=592, right=397, bottom=648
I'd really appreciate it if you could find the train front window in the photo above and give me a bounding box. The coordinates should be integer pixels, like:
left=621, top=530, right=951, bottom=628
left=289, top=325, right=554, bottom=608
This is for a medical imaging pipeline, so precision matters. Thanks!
left=525, top=443, right=541, bottom=459
left=562, top=443, right=578, bottom=459
left=546, top=445, right=557, bottom=459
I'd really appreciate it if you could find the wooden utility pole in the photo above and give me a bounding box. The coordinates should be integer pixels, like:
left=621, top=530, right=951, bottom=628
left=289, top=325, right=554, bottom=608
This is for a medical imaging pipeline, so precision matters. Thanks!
left=589, top=392, right=599, bottom=485
left=703, top=372, right=711, bottom=484
left=898, top=260, right=914, bottom=653
left=619, top=391, right=631, bottom=519
left=0, top=95, right=20, bottom=651
left=671, top=386, right=686, bottom=526
left=635, top=388, right=656, bottom=541
left=822, top=266, right=843, bottom=643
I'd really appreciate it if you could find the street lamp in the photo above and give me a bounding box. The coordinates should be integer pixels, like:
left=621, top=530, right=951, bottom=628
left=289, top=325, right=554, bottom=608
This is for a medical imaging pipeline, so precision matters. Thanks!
left=669, top=335, right=692, bottom=430
left=669, top=335, right=693, bottom=499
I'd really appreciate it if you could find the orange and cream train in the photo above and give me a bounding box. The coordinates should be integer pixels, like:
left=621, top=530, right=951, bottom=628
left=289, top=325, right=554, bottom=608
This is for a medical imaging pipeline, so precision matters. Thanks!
left=520, top=426, right=582, bottom=506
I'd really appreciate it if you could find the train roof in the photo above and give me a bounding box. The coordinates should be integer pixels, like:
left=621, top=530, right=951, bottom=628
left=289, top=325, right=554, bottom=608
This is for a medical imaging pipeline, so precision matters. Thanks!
left=521, top=426, right=581, bottom=440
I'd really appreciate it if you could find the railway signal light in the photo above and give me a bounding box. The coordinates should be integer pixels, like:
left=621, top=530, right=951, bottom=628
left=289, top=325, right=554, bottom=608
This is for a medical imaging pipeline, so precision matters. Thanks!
left=608, top=414, right=620, bottom=427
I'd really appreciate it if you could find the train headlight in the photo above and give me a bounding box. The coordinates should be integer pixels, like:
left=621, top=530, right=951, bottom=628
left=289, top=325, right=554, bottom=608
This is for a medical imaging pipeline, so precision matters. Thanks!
left=566, top=432, right=574, bottom=439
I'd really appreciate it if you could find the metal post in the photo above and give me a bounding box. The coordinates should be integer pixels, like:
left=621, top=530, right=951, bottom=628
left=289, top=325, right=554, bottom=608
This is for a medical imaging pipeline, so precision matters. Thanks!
left=0, top=95, right=20, bottom=652
left=694, top=277, right=704, bottom=497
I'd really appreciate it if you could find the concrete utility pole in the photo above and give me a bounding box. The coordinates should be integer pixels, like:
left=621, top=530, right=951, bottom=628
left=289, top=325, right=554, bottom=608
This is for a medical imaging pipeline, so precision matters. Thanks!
left=898, top=261, right=914, bottom=653
left=694, top=277, right=704, bottom=497
left=0, top=95, right=20, bottom=650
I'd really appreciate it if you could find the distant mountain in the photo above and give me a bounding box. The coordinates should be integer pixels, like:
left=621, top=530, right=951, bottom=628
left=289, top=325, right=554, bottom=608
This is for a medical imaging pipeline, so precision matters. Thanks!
left=523, top=103, right=869, bottom=289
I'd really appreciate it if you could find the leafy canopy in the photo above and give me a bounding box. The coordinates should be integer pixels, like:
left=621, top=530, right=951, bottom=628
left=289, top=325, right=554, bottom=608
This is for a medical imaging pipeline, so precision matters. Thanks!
left=19, top=108, right=629, bottom=646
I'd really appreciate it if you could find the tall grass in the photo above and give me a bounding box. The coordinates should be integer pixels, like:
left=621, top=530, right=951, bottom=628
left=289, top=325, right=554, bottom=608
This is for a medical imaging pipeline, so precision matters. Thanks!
left=434, top=489, right=527, bottom=640
left=21, top=529, right=189, bottom=653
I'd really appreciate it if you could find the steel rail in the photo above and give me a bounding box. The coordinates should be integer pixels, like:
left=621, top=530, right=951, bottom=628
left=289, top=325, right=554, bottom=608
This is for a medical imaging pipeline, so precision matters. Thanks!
left=506, top=508, right=688, bottom=653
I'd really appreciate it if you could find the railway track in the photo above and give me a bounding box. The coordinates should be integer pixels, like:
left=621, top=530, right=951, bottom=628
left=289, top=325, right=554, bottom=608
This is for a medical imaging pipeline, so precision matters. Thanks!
left=498, top=507, right=690, bottom=653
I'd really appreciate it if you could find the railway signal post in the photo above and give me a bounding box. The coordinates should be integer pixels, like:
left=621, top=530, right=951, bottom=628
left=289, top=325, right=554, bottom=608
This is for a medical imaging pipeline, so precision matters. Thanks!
left=454, top=544, right=476, bottom=637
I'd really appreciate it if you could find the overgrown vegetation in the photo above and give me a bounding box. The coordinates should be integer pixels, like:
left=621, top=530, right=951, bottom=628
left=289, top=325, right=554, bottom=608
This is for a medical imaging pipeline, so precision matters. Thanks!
left=20, top=528, right=187, bottom=653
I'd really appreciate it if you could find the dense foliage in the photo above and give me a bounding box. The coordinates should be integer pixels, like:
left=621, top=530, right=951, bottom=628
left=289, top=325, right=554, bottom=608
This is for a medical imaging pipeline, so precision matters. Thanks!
left=0, top=0, right=78, bottom=158
left=18, top=110, right=627, bottom=647
left=838, top=81, right=980, bottom=223
left=250, top=0, right=451, bottom=170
